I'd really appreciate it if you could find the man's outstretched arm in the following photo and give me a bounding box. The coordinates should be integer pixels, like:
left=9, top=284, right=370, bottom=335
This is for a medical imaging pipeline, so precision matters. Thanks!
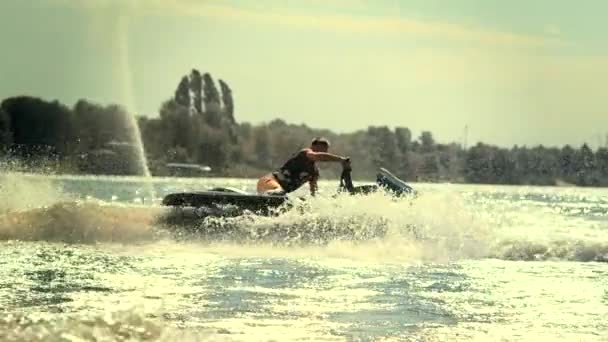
left=305, top=150, right=348, bottom=163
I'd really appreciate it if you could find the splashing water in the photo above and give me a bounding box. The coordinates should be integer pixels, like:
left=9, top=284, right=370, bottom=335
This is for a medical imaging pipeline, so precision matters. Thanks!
left=158, top=185, right=608, bottom=263
left=161, top=189, right=493, bottom=264
left=0, top=172, right=69, bottom=214
left=125, top=107, right=151, bottom=178
left=0, top=171, right=166, bottom=243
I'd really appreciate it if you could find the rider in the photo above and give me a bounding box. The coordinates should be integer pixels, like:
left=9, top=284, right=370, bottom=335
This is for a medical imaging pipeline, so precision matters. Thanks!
left=257, top=137, right=350, bottom=196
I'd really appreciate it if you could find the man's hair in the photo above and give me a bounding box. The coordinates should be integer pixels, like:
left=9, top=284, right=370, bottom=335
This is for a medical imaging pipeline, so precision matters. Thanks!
left=311, top=137, right=330, bottom=148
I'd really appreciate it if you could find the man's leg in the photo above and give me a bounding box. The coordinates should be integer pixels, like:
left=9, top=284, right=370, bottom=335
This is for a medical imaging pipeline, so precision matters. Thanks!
left=256, top=174, right=286, bottom=195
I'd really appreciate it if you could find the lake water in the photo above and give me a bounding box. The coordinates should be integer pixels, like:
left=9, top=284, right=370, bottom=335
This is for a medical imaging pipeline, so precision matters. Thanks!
left=1, top=172, right=607, bottom=341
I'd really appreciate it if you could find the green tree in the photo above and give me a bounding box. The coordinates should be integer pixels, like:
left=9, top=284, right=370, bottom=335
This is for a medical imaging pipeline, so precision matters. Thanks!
left=420, top=154, right=439, bottom=180
left=175, top=76, right=191, bottom=108
left=394, top=127, right=411, bottom=154
left=491, top=148, right=516, bottom=184
left=159, top=99, right=193, bottom=152
left=419, top=131, right=435, bottom=153
left=437, top=143, right=464, bottom=181
left=73, top=100, right=135, bottom=150
left=219, top=79, right=235, bottom=124
left=558, top=145, right=576, bottom=182
left=2, top=96, right=75, bottom=157
left=575, top=143, right=597, bottom=186
left=73, top=99, right=104, bottom=151
left=0, top=107, right=12, bottom=151
left=253, top=125, right=272, bottom=168
left=596, top=147, right=608, bottom=185
left=367, top=126, right=399, bottom=171
left=189, top=69, right=203, bottom=115
left=464, top=143, right=494, bottom=183
left=196, top=125, right=232, bottom=170
left=203, top=73, right=222, bottom=127
left=137, top=116, right=163, bottom=161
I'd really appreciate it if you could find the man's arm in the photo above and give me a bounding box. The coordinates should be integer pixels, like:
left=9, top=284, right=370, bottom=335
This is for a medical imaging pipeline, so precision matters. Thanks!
left=305, top=150, right=348, bottom=163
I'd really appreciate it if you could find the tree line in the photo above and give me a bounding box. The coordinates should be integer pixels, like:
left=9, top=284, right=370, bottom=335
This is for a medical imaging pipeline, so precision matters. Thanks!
left=1, top=68, right=608, bottom=186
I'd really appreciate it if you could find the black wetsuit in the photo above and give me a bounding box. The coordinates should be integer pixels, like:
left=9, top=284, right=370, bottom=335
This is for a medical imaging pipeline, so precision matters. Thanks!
left=272, top=150, right=319, bottom=193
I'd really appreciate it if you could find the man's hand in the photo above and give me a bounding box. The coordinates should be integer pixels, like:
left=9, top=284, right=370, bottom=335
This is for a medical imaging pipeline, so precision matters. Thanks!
left=341, top=157, right=351, bottom=171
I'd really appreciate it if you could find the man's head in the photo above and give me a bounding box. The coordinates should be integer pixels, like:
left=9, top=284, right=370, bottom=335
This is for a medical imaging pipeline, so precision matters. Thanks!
left=310, top=137, right=330, bottom=152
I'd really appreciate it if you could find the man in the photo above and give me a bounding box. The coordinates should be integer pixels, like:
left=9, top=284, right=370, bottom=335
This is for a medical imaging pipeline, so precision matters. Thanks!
left=257, top=137, right=350, bottom=196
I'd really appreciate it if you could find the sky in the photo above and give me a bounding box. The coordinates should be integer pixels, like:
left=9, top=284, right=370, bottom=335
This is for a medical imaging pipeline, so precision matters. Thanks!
left=1, top=0, right=607, bottom=148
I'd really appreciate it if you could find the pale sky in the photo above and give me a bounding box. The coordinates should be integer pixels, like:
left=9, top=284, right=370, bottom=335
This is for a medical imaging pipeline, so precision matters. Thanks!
left=1, top=0, right=607, bottom=148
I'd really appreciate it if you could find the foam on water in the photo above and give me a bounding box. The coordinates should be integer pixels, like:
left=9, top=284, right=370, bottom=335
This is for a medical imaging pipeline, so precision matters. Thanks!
left=0, top=309, right=229, bottom=342
left=165, top=189, right=492, bottom=264
left=0, top=171, right=162, bottom=243
left=0, top=201, right=164, bottom=243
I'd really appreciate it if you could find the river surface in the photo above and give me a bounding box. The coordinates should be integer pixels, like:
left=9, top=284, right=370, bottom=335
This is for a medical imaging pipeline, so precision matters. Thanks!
left=1, top=172, right=607, bottom=341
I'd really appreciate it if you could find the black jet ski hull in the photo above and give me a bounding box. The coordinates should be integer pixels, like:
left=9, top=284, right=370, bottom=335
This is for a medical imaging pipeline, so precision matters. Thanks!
left=162, top=191, right=288, bottom=213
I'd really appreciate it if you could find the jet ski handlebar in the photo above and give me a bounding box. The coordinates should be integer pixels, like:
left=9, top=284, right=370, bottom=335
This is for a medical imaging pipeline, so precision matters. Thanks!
left=339, top=160, right=355, bottom=193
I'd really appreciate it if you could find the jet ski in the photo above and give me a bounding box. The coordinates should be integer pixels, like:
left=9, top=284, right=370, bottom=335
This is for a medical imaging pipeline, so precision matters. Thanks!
left=161, top=167, right=414, bottom=218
